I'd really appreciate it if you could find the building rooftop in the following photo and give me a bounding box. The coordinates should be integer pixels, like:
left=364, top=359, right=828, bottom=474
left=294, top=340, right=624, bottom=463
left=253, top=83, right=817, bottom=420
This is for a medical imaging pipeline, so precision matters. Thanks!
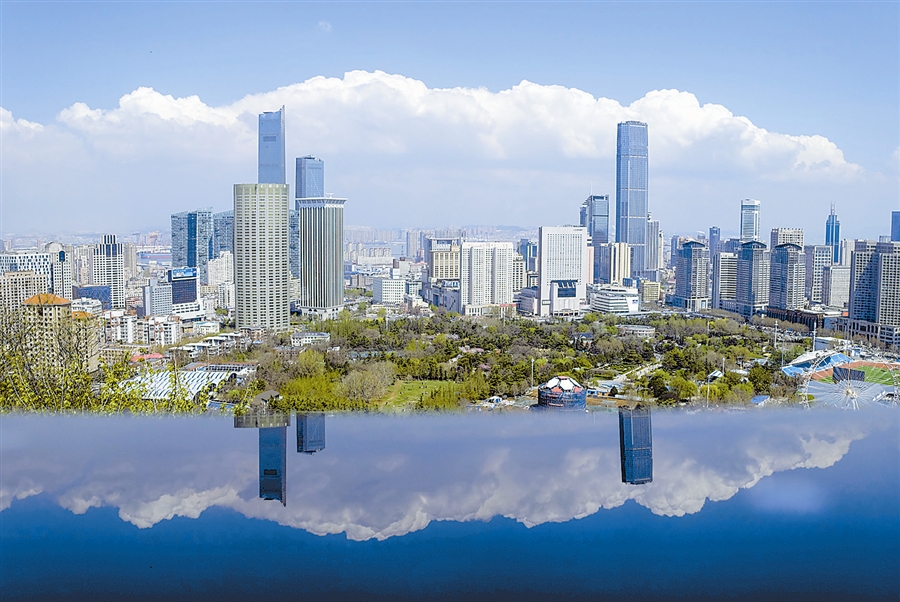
left=22, top=293, right=71, bottom=306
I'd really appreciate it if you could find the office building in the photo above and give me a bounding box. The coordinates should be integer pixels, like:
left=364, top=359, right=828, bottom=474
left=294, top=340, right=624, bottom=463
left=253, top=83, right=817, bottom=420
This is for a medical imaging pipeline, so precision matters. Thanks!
left=517, top=239, right=538, bottom=272
left=768, top=244, right=806, bottom=312
left=639, top=280, right=662, bottom=305
left=804, top=245, right=833, bottom=305
left=0, top=252, right=52, bottom=293
left=297, top=412, right=326, bottom=453
left=168, top=267, right=198, bottom=313
left=234, top=183, right=291, bottom=331
left=711, top=251, right=738, bottom=311
left=822, top=265, right=851, bottom=308
left=43, top=243, right=73, bottom=300
left=581, top=194, right=610, bottom=282
left=512, top=253, right=527, bottom=292
left=171, top=208, right=213, bottom=284
left=597, top=242, right=631, bottom=285
left=848, top=241, right=900, bottom=346
left=770, top=228, right=804, bottom=250
left=709, top=226, right=721, bottom=254
left=538, top=226, right=590, bottom=317
left=207, top=251, right=234, bottom=287
left=825, top=205, right=841, bottom=263
left=296, top=156, right=324, bottom=199
left=424, top=237, right=461, bottom=281
left=891, top=211, right=900, bottom=242
left=374, top=277, right=406, bottom=305
left=295, top=196, right=346, bottom=319
left=0, top=271, right=47, bottom=314
left=590, top=285, right=640, bottom=315
left=289, top=209, right=299, bottom=280
left=142, top=279, right=173, bottom=317
left=734, top=241, right=769, bottom=318
left=619, top=405, right=652, bottom=485
left=672, top=240, right=710, bottom=311
left=459, top=241, right=514, bottom=316
left=259, top=425, right=287, bottom=506
left=92, top=235, right=125, bottom=310
left=645, top=216, right=662, bottom=278
left=212, top=210, right=235, bottom=258
left=740, top=199, right=761, bottom=242
left=258, top=106, right=285, bottom=185
left=616, top=121, right=649, bottom=277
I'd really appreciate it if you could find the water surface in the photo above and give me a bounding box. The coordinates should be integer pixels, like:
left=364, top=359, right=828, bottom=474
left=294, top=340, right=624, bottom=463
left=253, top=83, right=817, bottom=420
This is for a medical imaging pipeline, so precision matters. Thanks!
left=1, top=409, right=897, bottom=601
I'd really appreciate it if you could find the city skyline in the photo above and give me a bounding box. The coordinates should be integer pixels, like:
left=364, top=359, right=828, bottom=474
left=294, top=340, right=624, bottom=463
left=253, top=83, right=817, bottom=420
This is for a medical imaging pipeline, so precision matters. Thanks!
left=2, top=4, right=897, bottom=241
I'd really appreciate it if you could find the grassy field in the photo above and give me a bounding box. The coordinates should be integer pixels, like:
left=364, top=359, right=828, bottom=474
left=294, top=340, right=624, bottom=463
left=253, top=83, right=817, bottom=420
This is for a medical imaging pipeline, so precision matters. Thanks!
left=380, top=380, right=448, bottom=411
left=819, top=365, right=896, bottom=385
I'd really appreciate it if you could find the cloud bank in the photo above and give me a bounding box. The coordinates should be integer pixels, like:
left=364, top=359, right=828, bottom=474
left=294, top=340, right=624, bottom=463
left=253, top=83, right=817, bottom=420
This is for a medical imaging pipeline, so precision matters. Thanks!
left=1, top=71, right=891, bottom=237
left=0, top=411, right=883, bottom=542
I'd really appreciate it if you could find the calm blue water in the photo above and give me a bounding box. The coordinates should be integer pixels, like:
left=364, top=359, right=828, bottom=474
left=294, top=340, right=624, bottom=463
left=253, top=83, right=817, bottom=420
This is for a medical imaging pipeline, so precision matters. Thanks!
left=1, top=409, right=898, bottom=601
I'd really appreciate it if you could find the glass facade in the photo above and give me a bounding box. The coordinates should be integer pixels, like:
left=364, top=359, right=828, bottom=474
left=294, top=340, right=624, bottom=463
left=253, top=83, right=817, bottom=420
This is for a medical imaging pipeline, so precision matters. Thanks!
left=167, top=267, right=198, bottom=306
left=581, top=194, right=609, bottom=283
left=615, top=122, right=648, bottom=276
left=289, top=209, right=299, bottom=279
left=825, top=205, right=841, bottom=263
left=296, top=156, right=324, bottom=198
left=212, top=210, right=234, bottom=258
left=618, top=405, right=652, bottom=485
left=297, top=412, right=326, bottom=454
left=892, top=211, right=900, bottom=242
left=171, top=209, right=213, bottom=284
left=259, top=426, right=287, bottom=505
left=258, top=107, right=286, bottom=185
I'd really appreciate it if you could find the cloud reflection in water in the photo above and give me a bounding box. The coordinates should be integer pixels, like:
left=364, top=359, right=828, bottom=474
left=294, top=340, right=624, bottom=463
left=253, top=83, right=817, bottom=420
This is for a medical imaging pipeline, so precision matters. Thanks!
left=0, top=410, right=880, bottom=541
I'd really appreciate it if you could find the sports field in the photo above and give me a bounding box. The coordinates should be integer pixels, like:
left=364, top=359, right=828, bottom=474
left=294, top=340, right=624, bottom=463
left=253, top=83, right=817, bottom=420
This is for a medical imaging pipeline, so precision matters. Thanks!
left=818, top=364, right=897, bottom=385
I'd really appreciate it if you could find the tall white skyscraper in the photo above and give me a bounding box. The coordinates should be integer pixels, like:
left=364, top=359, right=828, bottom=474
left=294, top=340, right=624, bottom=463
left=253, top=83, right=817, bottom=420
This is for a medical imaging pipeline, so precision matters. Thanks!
left=740, top=199, right=761, bottom=242
left=538, top=226, right=590, bottom=317
left=45, top=243, right=74, bottom=301
left=92, top=235, right=125, bottom=310
left=459, top=241, right=514, bottom=316
left=295, top=196, right=345, bottom=319
left=804, top=245, right=833, bottom=304
left=234, top=183, right=290, bottom=331
left=712, top=251, right=737, bottom=311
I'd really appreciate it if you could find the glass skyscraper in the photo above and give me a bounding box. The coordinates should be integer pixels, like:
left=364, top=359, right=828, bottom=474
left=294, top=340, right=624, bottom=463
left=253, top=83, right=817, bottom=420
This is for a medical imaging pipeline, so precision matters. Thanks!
left=258, top=106, right=285, bottom=185
left=615, top=121, right=649, bottom=277
left=296, top=156, right=325, bottom=198
left=825, top=204, right=841, bottom=263
left=740, top=199, right=761, bottom=242
left=891, top=211, right=900, bottom=242
left=259, top=425, right=287, bottom=506
left=580, top=194, right=610, bottom=283
left=171, top=208, right=213, bottom=284
left=297, top=412, right=326, bottom=454
left=212, top=210, right=234, bottom=258
left=618, top=405, right=652, bottom=485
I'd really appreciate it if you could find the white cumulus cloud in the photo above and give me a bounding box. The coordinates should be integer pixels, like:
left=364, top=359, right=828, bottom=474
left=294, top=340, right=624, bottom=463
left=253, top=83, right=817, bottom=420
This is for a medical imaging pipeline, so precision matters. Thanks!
left=1, top=70, right=890, bottom=237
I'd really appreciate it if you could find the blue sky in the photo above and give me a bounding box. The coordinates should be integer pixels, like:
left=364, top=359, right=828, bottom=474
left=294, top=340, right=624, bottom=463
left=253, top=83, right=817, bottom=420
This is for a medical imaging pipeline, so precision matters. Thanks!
left=2, top=1, right=898, bottom=238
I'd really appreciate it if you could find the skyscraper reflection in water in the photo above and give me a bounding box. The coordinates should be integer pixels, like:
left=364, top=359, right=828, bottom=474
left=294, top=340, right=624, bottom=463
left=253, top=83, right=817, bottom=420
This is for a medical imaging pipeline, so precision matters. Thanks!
left=259, top=426, right=287, bottom=505
left=619, top=405, right=653, bottom=485
left=234, top=412, right=290, bottom=506
left=297, top=412, right=326, bottom=454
